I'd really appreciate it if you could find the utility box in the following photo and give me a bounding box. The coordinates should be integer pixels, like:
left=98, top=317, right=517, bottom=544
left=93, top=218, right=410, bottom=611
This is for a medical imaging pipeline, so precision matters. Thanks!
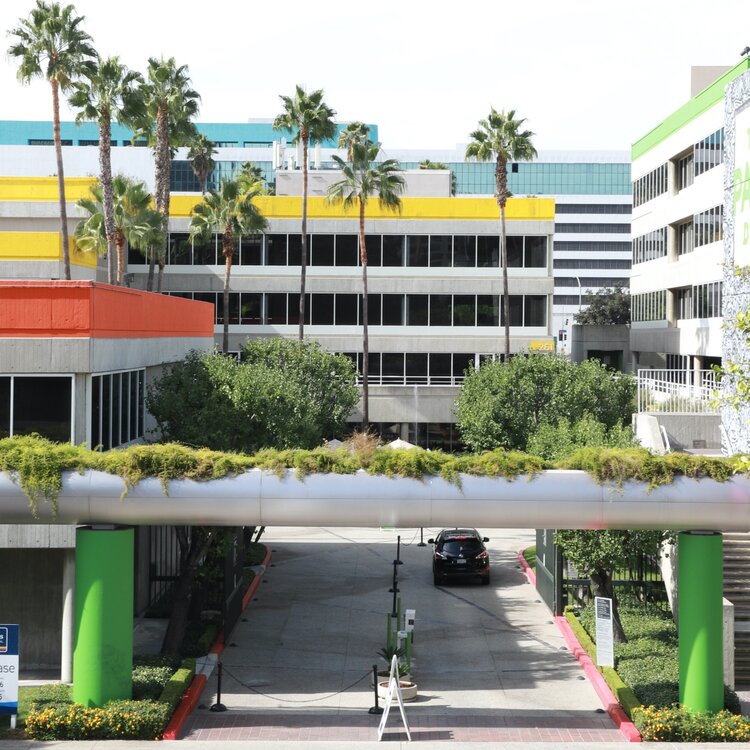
left=405, top=609, right=416, bottom=633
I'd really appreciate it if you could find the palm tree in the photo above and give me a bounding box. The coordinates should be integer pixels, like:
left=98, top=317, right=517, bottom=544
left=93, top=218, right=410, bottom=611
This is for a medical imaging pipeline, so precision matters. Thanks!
left=8, top=0, right=95, bottom=281
left=328, top=141, right=404, bottom=427
left=135, top=57, right=200, bottom=292
left=69, top=56, right=142, bottom=285
left=418, top=159, right=457, bottom=196
left=337, top=121, right=370, bottom=161
left=75, top=175, right=163, bottom=283
left=466, top=108, right=537, bottom=361
left=187, top=133, right=216, bottom=193
left=237, top=161, right=266, bottom=192
left=190, top=179, right=267, bottom=353
left=273, top=86, right=336, bottom=341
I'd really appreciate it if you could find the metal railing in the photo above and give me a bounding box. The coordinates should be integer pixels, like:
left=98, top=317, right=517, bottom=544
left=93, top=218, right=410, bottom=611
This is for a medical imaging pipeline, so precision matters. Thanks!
left=636, top=368, right=719, bottom=414
left=356, top=374, right=467, bottom=387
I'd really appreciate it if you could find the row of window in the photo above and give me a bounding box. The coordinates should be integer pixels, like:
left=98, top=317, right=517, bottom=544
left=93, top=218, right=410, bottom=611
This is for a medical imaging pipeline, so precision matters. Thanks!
left=676, top=206, right=723, bottom=255
left=91, top=370, right=145, bottom=451
left=676, top=152, right=694, bottom=191
left=556, top=276, right=626, bottom=288
left=0, top=375, right=72, bottom=443
left=633, top=164, right=668, bottom=208
left=695, top=128, right=724, bottom=177
left=554, top=223, right=630, bottom=234
left=553, top=294, right=594, bottom=306
left=170, top=291, right=549, bottom=327
left=554, top=203, right=631, bottom=214
left=632, top=227, right=668, bottom=264
left=554, top=258, right=631, bottom=269
left=150, top=232, right=549, bottom=269
left=28, top=138, right=148, bottom=147
left=632, top=290, right=667, bottom=322
left=676, top=282, right=723, bottom=320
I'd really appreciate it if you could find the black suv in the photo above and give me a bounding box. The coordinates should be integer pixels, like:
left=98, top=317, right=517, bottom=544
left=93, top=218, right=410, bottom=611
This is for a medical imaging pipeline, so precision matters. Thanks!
left=428, top=529, right=490, bottom=586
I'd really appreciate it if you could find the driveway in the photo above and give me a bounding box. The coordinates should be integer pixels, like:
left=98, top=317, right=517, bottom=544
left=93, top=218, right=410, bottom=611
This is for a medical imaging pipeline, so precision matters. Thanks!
left=182, top=526, right=621, bottom=742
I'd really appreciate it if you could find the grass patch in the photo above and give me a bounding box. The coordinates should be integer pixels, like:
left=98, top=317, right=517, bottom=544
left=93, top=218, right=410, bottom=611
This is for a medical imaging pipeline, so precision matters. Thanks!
left=522, top=546, right=536, bottom=571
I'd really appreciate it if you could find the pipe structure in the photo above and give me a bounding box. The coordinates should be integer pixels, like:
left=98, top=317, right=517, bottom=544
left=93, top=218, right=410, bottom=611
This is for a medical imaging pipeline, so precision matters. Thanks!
left=0, top=469, right=750, bottom=530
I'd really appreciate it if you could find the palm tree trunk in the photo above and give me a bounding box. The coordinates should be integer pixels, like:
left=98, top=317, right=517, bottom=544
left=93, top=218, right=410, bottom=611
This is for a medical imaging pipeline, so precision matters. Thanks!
left=299, top=134, right=309, bottom=341
left=146, top=246, right=155, bottom=292
left=359, top=198, right=369, bottom=427
left=153, top=105, right=170, bottom=294
left=497, top=157, right=510, bottom=361
left=99, top=114, right=116, bottom=285
left=51, top=80, right=71, bottom=281
left=222, top=231, right=234, bottom=354
left=115, top=230, right=126, bottom=285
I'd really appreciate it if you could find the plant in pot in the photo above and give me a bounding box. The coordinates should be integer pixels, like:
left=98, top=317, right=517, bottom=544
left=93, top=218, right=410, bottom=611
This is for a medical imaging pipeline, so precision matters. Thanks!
left=375, top=644, right=417, bottom=702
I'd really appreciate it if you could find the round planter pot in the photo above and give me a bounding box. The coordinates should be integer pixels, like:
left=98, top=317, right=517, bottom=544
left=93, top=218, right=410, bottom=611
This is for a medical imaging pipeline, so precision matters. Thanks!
left=372, top=671, right=411, bottom=687
left=377, top=679, right=418, bottom=702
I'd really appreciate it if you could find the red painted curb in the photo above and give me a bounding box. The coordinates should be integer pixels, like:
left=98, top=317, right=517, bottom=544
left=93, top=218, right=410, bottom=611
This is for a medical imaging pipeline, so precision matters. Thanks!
left=554, top=615, right=641, bottom=743
left=162, top=546, right=273, bottom=740
left=516, top=547, right=537, bottom=586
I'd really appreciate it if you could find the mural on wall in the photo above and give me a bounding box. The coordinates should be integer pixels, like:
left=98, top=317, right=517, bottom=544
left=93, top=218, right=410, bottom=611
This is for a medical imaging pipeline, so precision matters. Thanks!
left=722, top=71, right=750, bottom=454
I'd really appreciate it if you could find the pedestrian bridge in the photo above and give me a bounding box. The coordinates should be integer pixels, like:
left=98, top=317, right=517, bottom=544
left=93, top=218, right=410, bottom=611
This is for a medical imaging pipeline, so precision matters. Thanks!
left=1, top=468, right=750, bottom=530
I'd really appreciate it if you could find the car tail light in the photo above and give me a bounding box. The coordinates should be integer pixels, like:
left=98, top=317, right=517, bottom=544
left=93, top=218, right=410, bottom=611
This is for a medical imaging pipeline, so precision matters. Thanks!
left=435, top=551, right=447, bottom=560
left=476, top=551, right=489, bottom=561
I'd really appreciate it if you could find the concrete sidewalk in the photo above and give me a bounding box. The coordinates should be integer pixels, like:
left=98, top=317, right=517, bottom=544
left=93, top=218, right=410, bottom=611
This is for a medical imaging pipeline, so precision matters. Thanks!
left=180, top=527, right=622, bottom=743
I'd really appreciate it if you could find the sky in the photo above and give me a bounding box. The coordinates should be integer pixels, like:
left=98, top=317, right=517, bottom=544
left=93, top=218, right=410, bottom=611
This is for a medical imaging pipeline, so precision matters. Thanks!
left=1, top=0, right=749, bottom=153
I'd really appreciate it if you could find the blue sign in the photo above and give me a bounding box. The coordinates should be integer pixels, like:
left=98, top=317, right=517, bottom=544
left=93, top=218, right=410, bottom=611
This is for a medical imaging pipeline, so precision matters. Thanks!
left=0, top=625, right=19, bottom=716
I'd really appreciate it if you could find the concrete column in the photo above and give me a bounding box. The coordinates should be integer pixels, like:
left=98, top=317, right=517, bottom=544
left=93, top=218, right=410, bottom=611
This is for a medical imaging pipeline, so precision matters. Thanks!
left=73, top=526, right=133, bottom=707
left=678, top=531, right=723, bottom=713
left=400, top=423, right=409, bottom=440
left=60, top=548, right=75, bottom=684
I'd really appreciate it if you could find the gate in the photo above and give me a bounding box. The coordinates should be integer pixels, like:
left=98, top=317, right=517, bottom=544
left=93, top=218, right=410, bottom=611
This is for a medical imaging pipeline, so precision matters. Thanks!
left=534, top=529, right=563, bottom=615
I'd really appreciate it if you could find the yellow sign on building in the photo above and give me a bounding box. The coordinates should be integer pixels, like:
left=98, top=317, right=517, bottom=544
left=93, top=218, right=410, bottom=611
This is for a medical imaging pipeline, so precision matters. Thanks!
left=529, top=340, right=555, bottom=352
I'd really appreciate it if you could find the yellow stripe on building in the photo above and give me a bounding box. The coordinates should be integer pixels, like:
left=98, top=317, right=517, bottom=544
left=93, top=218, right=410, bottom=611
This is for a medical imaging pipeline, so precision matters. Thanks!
left=171, top=195, right=555, bottom=221
left=0, top=176, right=96, bottom=203
left=0, top=232, right=97, bottom=268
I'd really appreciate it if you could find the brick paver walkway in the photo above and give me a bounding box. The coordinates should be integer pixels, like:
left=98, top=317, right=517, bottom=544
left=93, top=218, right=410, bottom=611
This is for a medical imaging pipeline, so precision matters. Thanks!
left=182, top=710, right=623, bottom=742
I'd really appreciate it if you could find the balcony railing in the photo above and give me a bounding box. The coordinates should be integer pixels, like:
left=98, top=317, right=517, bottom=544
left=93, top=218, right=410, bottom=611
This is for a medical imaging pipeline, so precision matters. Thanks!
left=636, top=369, right=719, bottom=414
left=356, top=374, right=467, bottom=387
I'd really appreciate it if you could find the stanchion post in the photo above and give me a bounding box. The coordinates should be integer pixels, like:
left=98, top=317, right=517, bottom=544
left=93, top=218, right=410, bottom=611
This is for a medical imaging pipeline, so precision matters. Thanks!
left=210, top=662, right=227, bottom=713
left=368, top=664, right=383, bottom=715
left=417, top=528, right=426, bottom=547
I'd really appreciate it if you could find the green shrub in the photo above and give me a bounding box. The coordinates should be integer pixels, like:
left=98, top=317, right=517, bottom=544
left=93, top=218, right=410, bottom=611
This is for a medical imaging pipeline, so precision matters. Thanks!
left=158, top=659, right=195, bottom=711
left=634, top=704, right=750, bottom=742
left=132, top=664, right=174, bottom=700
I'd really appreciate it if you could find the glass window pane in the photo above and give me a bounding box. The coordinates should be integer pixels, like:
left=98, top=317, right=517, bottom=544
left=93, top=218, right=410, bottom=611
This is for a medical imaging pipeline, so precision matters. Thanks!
left=477, top=236, right=499, bottom=267
left=194, top=235, right=217, bottom=265
left=364, top=235, right=381, bottom=266
left=453, top=353, right=475, bottom=377
left=406, top=295, right=428, bottom=325
left=239, top=235, right=262, bottom=265
left=90, top=375, right=100, bottom=448
left=267, top=234, right=287, bottom=265
left=453, top=236, right=475, bottom=267
left=382, top=235, right=404, bottom=266
left=312, top=294, right=334, bottom=325
left=287, top=293, right=311, bottom=326
left=507, top=295, right=523, bottom=326
left=288, top=234, right=305, bottom=266
left=364, top=293, right=381, bottom=325
left=367, top=352, right=381, bottom=376
left=240, top=293, right=262, bottom=324
left=429, top=353, right=451, bottom=383
left=477, top=295, right=499, bottom=326
left=13, top=376, right=71, bottom=442
left=407, top=235, right=428, bottom=267
left=267, top=293, right=287, bottom=324
left=406, top=353, right=428, bottom=384
left=336, top=235, right=358, bottom=266
left=111, top=373, right=121, bottom=447
left=312, top=234, right=334, bottom=266
left=336, top=294, right=358, bottom=325
left=0, top=377, right=9, bottom=438
left=429, top=236, right=452, bottom=267
left=101, top=374, right=111, bottom=450
left=382, top=353, right=404, bottom=380
left=506, top=236, right=523, bottom=267
left=129, top=372, right=138, bottom=442
left=430, top=294, right=452, bottom=325
left=382, top=294, right=404, bottom=325
left=524, top=295, right=547, bottom=326
left=453, top=295, right=476, bottom=326
left=170, top=233, right=192, bottom=265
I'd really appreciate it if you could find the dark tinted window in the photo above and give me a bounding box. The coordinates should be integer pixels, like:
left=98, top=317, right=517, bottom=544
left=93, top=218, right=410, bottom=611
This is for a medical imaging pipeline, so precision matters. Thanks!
left=365, top=235, right=382, bottom=266
left=453, top=236, right=475, bottom=267
left=267, top=235, right=287, bottom=265
left=477, top=236, right=499, bottom=267
left=240, top=236, right=262, bottom=265
left=382, top=294, right=404, bottom=325
left=13, top=376, right=72, bottom=442
left=507, top=236, right=523, bottom=267
left=312, top=234, right=334, bottom=266
left=336, top=294, right=358, bottom=325
left=453, top=295, right=476, bottom=326
left=525, top=236, right=547, bottom=267
left=430, top=294, right=452, bottom=326
left=194, top=235, right=217, bottom=265
left=382, top=235, right=403, bottom=266
left=407, top=235, right=428, bottom=267
left=336, top=235, right=358, bottom=266
left=440, top=539, right=483, bottom=555
left=430, top=236, right=452, bottom=267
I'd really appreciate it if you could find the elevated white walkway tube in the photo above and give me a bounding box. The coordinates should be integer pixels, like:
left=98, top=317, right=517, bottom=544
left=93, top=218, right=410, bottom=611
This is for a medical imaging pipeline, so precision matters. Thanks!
left=1, top=469, right=749, bottom=530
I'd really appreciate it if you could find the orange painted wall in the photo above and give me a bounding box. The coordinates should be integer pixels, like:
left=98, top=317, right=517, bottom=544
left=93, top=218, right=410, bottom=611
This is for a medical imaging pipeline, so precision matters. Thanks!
left=0, top=281, right=214, bottom=339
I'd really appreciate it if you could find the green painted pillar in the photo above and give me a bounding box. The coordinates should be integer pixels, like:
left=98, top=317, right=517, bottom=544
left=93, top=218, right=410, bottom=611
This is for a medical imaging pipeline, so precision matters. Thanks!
left=678, top=531, right=723, bottom=713
left=73, top=526, right=133, bottom=707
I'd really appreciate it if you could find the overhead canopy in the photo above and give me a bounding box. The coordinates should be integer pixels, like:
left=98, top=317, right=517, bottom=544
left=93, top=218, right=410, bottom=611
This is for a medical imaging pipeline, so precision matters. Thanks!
left=1, top=469, right=749, bottom=531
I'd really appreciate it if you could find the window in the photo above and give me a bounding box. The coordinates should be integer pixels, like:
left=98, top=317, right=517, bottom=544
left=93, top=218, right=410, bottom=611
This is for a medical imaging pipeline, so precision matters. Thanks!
left=267, top=234, right=287, bottom=265
left=453, top=236, right=476, bottom=267
left=336, top=235, right=358, bottom=266
left=287, top=234, right=303, bottom=265
left=90, top=370, right=144, bottom=450
left=555, top=241, right=631, bottom=253
left=692, top=281, right=722, bottom=319
left=405, top=353, right=428, bottom=384
left=555, top=204, right=631, bottom=214
left=311, top=294, right=334, bottom=325
left=239, top=236, right=262, bottom=265
left=477, top=295, right=499, bottom=326
left=382, top=294, right=404, bottom=325
left=632, top=227, right=667, bottom=264
left=0, top=378, right=9, bottom=438
left=695, top=128, right=724, bottom=176
left=240, top=293, right=262, bottom=324
left=407, top=235, right=428, bottom=267
left=507, top=236, right=524, bottom=267
left=169, top=233, right=192, bottom=265
left=555, top=223, right=630, bottom=233
left=525, top=236, right=547, bottom=267
left=676, top=152, right=694, bottom=191
left=632, top=290, right=667, bottom=322
left=677, top=220, right=694, bottom=256
left=193, top=234, right=217, bottom=265
left=406, top=295, right=429, bottom=325
left=429, top=236, right=452, bottom=267
left=453, top=295, right=476, bottom=326
left=430, top=295, right=452, bottom=325
left=477, top=236, right=499, bottom=267
left=382, top=235, right=404, bottom=266
left=365, top=235, right=382, bottom=266
left=336, top=294, right=358, bottom=325
left=311, top=235, right=334, bottom=266
left=524, top=295, right=547, bottom=326
left=694, top=205, right=723, bottom=248
left=1, top=376, right=72, bottom=442
left=633, top=163, right=668, bottom=207
left=267, top=293, right=287, bottom=324
left=554, top=258, right=631, bottom=269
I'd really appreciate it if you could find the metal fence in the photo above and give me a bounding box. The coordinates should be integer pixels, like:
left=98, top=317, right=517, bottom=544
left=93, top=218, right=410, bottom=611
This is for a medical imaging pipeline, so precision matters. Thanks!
left=562, top=551, right=670, bottom=613
left=636, top=368, right=719, bottom=414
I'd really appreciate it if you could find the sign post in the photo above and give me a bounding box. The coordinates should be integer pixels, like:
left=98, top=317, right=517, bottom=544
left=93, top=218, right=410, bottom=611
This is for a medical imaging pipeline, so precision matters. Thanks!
left=594, top=597, right=614, bottom=668
left=0, top=625, right=19, bottom=729
left=377, top=655, right=411, bottom=742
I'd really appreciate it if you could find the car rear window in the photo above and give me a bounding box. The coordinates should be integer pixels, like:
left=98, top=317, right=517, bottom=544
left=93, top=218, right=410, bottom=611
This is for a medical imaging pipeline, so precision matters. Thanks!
left=441, top=539, right=482, bottom=555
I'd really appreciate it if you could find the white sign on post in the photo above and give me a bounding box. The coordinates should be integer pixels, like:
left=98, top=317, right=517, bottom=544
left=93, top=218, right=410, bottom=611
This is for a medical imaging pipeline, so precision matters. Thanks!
left=0, top=625, right=19, bottom=729
left=377, top=655, right=411, bottom=742
left=594, top=597, right=614, bottom=667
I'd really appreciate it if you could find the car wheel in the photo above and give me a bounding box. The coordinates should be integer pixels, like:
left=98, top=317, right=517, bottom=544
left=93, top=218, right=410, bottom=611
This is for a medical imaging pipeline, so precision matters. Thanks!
left=481, top=574, right=490, bottom=586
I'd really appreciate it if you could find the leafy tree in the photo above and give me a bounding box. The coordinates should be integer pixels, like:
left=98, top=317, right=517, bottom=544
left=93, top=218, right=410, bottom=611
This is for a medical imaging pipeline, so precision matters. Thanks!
left=146, top=342, right=358, bottom=452
left=69, top=55, right=143, bottom=285
left=418, top=159, right=457, bottom=196
left=328, top=140, right=405, bottom=426
left=189, top=178, right=267, bottom=353
left=135, top=57, right=200, bottom=292
left=575, top=285, right=631, bottom=325
left=456, top=354, right=636, bottom=452
left=187, top=132, right=216, bottom=193
left=525, top=413, right=637, bottom=461
left=75, top=175, right=162, bottom=283
left=8, top=0, right=96, bottom=281
left=466, top=109, right=537, bottom=360
left=337, top=121, right=370, bottom=161
left=273, top=86, right=337, bottom=341
left=554, top=529, right=666, bottom=643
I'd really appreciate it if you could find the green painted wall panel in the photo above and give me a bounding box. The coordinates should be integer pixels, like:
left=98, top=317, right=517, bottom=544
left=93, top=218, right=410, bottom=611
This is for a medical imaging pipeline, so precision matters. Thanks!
left=73, top=527, right=133, bottom=707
